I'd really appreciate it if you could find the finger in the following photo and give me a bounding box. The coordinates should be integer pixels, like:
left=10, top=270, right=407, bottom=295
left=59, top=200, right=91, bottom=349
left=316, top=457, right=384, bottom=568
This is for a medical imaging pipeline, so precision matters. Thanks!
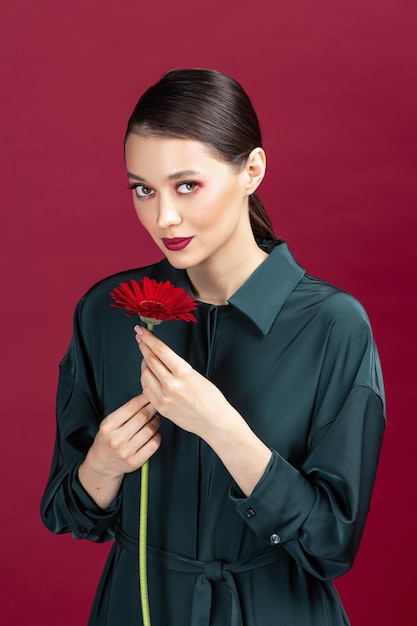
left=130, top=414, right=161, bottom=451
left=115, top=417, right=162, bottom=470
left=102, top=402, right=157, bottom=448
left=129, top=429, right=162, bottom=468
left=118, top=413, right=161, bottom=456
left=140, top=366, right=163, bottom=410
left=135, top=327, right=185, bottom=374
left=141, top=358, right=159, bottom=388
left=139, top=341, right=172, bottom=381
left=120, top=403, right=159, bottom=442
left=104, top=394, right=153, bottom=428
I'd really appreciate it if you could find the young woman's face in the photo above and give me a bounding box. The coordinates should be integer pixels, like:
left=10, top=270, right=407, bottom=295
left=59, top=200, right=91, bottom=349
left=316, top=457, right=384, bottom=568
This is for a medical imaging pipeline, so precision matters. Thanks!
left=125, top=135, right=252, bottom=272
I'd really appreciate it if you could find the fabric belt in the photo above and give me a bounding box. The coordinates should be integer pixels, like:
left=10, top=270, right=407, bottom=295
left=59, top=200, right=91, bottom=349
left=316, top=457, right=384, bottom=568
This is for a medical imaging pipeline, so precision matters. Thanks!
left=115, top=527, right=289, bottom=626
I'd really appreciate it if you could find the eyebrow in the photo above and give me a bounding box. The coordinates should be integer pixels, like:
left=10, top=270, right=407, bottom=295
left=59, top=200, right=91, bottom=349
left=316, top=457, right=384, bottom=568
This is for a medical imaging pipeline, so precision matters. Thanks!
left=127, top=169, right=202, bottom=182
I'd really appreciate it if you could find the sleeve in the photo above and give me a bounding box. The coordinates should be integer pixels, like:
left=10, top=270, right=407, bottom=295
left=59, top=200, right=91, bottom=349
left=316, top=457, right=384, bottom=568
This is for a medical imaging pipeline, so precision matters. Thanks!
left=230, top=302, right=385, bottom=580
left=40, top=297, right=121, bottom=542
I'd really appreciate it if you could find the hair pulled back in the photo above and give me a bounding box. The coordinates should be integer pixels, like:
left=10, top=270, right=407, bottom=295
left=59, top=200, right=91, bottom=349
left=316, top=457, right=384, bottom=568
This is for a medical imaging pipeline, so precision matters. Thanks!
left=126, top=68, right=275, bottom=240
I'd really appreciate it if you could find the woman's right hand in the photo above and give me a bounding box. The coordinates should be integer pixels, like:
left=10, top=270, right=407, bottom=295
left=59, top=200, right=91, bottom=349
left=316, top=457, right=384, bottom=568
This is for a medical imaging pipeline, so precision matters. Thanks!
left=78, top=394, right=161, bottom=509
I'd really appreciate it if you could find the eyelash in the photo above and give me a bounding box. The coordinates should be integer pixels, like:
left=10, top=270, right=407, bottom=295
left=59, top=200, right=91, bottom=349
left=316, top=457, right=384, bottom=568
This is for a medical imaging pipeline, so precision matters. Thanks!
left=127, top=181, right=200, bottom=198
left=177, top=181, right=199, bottom=194
left=127, top=184, right=154, bottom=198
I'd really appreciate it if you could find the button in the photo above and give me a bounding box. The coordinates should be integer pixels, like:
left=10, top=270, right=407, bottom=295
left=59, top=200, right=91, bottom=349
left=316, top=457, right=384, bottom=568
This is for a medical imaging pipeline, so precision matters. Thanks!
left=269, top=533, right=281, bottom=545
left=244, top=508, right=256, bottom=518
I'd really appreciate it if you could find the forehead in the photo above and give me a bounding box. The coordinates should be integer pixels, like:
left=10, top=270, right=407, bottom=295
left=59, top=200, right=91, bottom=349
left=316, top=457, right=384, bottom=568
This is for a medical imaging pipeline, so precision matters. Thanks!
left=125, top=135, right=230, bottom=177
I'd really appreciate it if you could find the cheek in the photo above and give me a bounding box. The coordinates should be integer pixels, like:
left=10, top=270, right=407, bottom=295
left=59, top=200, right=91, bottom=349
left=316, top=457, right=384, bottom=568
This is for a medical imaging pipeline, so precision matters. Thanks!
left=197, top=185, right=242, bottom=225
left=197, top=185, right=234, bottom=215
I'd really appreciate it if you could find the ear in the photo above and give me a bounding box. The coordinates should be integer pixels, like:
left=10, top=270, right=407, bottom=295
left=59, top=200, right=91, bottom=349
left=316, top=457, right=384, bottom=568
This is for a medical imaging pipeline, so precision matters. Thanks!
left=243, top=147, right=266, bottom=195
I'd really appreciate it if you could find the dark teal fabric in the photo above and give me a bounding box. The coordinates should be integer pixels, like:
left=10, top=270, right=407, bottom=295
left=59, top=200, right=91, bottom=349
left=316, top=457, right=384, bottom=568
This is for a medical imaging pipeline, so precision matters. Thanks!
left=41, top=241, right=385, bottom=625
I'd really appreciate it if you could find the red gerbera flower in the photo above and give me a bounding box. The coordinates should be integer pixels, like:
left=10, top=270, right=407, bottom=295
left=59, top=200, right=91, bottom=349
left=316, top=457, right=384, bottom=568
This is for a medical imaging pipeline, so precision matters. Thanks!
left=110, top=276, right=197, bottom=330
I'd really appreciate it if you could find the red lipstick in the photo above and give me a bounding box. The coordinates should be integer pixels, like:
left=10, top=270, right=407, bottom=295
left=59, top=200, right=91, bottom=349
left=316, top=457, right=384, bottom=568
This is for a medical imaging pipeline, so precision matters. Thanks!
left=162, top=237, right=193, bottom=251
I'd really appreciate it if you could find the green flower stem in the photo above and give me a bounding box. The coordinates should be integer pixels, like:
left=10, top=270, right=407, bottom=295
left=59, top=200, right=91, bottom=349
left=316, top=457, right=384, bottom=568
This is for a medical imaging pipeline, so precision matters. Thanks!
left=139, top=459, right=151, bottom=626
left=140, top=317, right=162, bottom=334
left=139, top=317, right=156, bottom=626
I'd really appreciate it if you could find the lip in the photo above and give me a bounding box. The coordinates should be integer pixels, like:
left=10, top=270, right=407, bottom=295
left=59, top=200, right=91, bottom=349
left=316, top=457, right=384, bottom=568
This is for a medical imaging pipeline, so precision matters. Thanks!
left=162, top=237, right=193, bottom=251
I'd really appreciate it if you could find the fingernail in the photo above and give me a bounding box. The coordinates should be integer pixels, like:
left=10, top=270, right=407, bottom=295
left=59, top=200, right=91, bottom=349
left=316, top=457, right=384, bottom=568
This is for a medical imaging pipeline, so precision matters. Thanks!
left=134, top=325, right=143, bottom=341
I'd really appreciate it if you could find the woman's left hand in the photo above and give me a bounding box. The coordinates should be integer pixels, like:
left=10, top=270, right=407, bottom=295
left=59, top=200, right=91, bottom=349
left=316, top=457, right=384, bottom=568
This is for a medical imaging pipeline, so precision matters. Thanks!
left=134, top=325, right=233, bottom=442
left=134, top=325, right=272, bottom=497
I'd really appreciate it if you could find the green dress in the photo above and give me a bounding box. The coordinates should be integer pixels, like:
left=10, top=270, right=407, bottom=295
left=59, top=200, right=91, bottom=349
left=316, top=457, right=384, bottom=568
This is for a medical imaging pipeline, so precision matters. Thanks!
left=41, top=241, right=385, bottom=625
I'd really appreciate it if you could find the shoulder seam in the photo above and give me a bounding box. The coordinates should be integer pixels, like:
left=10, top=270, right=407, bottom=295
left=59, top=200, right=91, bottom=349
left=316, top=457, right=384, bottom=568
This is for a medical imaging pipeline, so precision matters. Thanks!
left=310, top=384, right=385, bottom=439
left=59, top=361, right=101, bottom=419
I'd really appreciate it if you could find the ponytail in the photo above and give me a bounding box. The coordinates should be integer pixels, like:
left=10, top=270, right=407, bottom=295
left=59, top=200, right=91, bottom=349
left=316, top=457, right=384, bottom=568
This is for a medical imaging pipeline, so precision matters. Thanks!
left=249, top=193, right=276, bottom=240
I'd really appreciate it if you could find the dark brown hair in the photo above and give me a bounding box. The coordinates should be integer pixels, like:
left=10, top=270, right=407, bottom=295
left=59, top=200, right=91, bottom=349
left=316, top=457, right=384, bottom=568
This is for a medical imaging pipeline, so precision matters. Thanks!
left=125, top=68, right=276, bottom=240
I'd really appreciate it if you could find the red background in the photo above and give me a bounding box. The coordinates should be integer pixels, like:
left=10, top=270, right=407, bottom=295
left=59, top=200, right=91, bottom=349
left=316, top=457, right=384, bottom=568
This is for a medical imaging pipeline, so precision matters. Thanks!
left=1, top=1, right=416, bottom=624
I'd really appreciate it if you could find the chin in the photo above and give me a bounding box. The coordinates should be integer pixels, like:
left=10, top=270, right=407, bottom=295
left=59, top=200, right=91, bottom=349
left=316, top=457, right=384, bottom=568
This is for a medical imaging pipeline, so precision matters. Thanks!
left=160, top=246, right=201, bottom=270
left=164, top=256, right=195, bottom=270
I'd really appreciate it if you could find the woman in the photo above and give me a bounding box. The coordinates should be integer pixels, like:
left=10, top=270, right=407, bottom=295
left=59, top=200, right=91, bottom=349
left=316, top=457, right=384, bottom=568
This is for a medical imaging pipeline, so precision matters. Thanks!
left=41, top=69, right=385, bottom=625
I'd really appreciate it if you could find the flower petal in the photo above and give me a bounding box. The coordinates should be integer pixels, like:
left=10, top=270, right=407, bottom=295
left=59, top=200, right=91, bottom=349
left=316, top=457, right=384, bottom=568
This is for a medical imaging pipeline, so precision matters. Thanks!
left=110, top=278, right=197, bottom=323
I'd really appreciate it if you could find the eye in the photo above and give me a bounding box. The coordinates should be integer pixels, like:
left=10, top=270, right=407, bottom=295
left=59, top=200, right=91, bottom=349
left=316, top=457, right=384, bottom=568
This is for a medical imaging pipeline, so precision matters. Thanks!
left=177, top=182, right=198, bottom=194
left=129, top=184, right=155, bottom=198
left=135, top=185, right=155, bottom=198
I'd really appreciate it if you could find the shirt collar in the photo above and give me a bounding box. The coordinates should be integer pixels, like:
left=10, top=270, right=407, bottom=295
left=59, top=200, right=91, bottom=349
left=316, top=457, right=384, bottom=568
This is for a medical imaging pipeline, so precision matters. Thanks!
left=150, top=242, right=305, bottom=336
left=228, top=242, right=305, bottom=335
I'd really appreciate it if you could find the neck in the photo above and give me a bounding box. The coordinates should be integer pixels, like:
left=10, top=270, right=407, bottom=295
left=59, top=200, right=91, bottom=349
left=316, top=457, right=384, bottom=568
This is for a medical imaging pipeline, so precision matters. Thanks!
left=187, top=237, right=268, bottom=305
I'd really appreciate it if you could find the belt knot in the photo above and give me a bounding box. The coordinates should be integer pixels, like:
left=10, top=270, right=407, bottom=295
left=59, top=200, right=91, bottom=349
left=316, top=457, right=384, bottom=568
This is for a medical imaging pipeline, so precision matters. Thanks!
left=203, top=559, right=224, bottom=582
left=115, top=527, right=290, bottom=626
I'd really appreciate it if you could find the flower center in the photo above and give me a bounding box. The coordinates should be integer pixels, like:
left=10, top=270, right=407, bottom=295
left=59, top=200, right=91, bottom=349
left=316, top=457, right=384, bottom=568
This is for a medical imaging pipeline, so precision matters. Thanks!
left=140, top=300, right=169, bottom=313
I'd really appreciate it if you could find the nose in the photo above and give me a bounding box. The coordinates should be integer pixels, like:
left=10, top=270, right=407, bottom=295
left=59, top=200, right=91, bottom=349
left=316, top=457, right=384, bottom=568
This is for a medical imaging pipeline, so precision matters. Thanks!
left=156, top=194, right=183, bottom=229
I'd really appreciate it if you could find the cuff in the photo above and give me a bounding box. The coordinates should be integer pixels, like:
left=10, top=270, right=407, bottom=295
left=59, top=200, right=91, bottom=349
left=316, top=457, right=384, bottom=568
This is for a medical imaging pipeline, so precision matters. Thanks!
left=64, top=463, right=121, bottom=540
left=229, top=449, right=316, bottom=545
